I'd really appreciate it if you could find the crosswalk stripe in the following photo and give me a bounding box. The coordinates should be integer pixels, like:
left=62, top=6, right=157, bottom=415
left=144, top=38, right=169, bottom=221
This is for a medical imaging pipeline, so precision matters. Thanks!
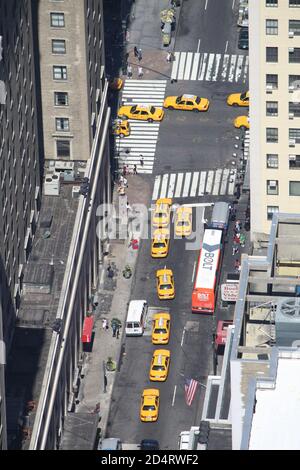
left=190, top=172, right=199, bottom=197
left=221, top=54, right=230, bottom=81
left=175, top=173, right=184, bottom=198
left=220, top=169, right=229, bottom=195
left=212, top=54, right=221, bottom=82
left=228, top=55, right=237, bottom=82
left=243, top=55, right=249, bottom=83
left=178, top=52, right=187, bottom=80
left=199, top=53, right=208, bottom=80
left=184, top=52, right=194, bottom=80
left=235, top=55, right=244, bottom=82
left=212, top=169, right=222, bottom=195
left=160, top=174, right=169, bottom=198
left=199, top=171, right=207, bottom=195
left=205, top=54, right=215, bottom=81
left=167, top=173, right=177, bottom=198
left=151, top=169, right=239, bottom=200
left=152, top=176, right=161, bottom=200
left=182, top=172, right=192, bottom=197
left=124, top=80, right=168, bottom=84
left=171, top=52, right=180, bottom=80
left=190, top=52, right=200, bottom=80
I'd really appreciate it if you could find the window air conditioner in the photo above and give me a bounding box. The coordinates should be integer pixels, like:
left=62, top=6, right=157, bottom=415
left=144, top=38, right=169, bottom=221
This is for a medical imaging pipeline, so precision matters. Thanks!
left=289, top=85, right=295, bottom=92
left=289, top=31, right=295, bottom=38
left=266, top=84, right=273, bottom=93
left=289, top=139, right=296, bottom=146
left=289, top=47, right=295, bottom=53
left=289, top=154, right=296, bottom=160
left=289, top=112, right=294, bottom=119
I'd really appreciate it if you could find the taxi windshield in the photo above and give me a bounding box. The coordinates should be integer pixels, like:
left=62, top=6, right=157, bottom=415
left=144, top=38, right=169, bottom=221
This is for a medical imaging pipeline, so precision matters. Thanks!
left=161, top=283, right=172, bottom=290
left=153, top=242, right=166, bottom=248
left=176, top=96, right=183, bottom=103
left=143, top=405, right=155, bottom=411
left=178, top=221, right=189, bottom=226
left=150, top=106, right=156, bottom=114
left=195, top=97, right=201, bottom=104
left=240, top=91, right=247, bottom=100
left=154, top=328, right=167, bottom=334
left=131, top=105, right=137, bottom=112
left=156, top=211, right=166, bottom=218
left=153, top=365, right=165, bottom=371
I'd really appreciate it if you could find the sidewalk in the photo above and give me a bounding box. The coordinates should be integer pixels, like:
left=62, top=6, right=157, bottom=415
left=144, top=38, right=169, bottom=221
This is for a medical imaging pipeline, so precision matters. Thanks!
left=76, top=174, right=152, bottom=441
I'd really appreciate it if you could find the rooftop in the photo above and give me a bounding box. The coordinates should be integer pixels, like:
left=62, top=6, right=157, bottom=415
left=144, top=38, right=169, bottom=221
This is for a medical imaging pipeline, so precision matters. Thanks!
left=5, top=184, right=79, bottom=449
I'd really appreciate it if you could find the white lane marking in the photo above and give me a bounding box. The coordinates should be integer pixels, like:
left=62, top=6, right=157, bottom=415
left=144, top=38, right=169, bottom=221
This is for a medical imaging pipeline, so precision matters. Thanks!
left=184, top=52, right=194, bottom=80
left=167, top=174, right=177, bottom=198
left=205, top=0, right=209, bottom=10
left=192, top=261, right=196, bottom=283
left=175, top=173, right=184, bottom=198
left=199, top=53, right=208, bottom=80
left=181, top=328, right=186, bottom=347
left=177, top=52, right=187, bottom=80
left=220, top=169, right=229, bottom=195
left=228, top=54, right=237, bottom=82
left=152, top=176, right=161, bottom=200
left=212, top=54, right=221, bottom=81
left=228, top=168, right=237, bottom=195
left=160, top=174, right=169, bottom=198
left=206, top=170, right=214, bottom=194
left=197, top=39, right=201, bottom=53
left=171, top=52, right=180, bottom=80
left=225, top=41, right=228, bottom=54
left=232, top=0, right=235, bottom=9
left=221, top=54, right=230, bottom=81
left=212, top=168, right=222, bottom=195
left=190, top=52, right=200, bottom=80
left=205, top=53, right=215, bottom=81
left=172, top=385, right=177, bottom=407
left=235, top=55, right=244, bottom=82
left=198, top=171, right=207, bottom=195
left=182, top=172, right=192, bottom=197
left=243, top=55, right=249, bottom=83
left=190, top=172, right=199, bottom=197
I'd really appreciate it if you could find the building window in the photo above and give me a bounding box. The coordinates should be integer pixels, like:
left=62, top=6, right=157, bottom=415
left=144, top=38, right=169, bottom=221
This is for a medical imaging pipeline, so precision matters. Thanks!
left=266, top=101, right=278, bottom=116
left=289, top=102, right=300, bottom=117
left=289, top=128, right=300, bottom=143
left=289, top=181, right=300, bottom=195
left=53, top=65, right=67, bottom=80
left=289, top=75, right=300, bottom=89
left=266, top=154, right=278, bottom=168
left=289, top=20, right=300, bottom=35
left=267, top=206, right=279, bottom=220
left=266, top=128, right=278, bottom=142
left=289, top=154, right=300, bottom=168
left=52, top=39, right=66, bottom=54
left=266, top=74, right=278, bottom=89
left=290, top=0, right=300, bottom=6
left=266, top=0, right=278, bottom=6
left=50, top=12, right=65, bottom=27
left=266, top=19, right=278, bottom=35
left=289, top=48, right=300, bottom=63
left=54, top=92, right=68, bottom=106
left=267, top=180, right=279, bottom=195
left=266, top=47, right=278, bottom=62
left=55, top=118, right=69, bottom=131
left=56, top=140, right=70, bottom=158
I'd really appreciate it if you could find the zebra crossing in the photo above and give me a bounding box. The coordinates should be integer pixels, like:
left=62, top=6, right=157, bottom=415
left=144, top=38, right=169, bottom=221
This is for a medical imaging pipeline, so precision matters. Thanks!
left=152, top=168, right=238, bottom=201
left=116, top=79, right=167, bottom=174
left=171, top=52, right=249, bottom=83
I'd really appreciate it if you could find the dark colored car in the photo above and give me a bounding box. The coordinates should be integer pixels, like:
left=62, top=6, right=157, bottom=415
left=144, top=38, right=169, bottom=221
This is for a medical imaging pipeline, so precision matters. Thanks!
left=140, top=439, right=160, bottom=450
left=238, top=27, right=248, bottom=50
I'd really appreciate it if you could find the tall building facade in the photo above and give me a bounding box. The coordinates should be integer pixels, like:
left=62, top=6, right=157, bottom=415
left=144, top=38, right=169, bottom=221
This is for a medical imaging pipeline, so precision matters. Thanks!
left=249, top=0, right=300, bottom=242
left=0, top=0, right=43, bottom=449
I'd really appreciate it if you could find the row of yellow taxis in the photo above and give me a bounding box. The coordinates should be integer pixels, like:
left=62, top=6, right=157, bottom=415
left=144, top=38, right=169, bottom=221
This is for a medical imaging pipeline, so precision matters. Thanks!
left=140, top=198, right=193, bottom=422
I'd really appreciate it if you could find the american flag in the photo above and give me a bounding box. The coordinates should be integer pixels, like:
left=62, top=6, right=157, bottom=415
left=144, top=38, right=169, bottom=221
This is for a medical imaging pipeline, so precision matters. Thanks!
left=184, top=378, right=199, bottom=406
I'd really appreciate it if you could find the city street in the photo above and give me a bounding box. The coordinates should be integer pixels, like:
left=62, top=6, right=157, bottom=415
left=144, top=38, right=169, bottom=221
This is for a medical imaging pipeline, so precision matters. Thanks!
left=106, top=0, right=248, bottom=449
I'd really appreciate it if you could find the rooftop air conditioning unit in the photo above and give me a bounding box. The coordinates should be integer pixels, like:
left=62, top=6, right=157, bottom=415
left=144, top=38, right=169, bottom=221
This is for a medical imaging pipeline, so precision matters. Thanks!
left=72, top=186, right=80, bottom=199
left=44, top=172, right=60, bottom=196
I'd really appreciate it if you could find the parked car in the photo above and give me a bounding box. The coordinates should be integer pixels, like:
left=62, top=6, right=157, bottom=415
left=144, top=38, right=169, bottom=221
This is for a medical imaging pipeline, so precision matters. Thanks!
left=238, top=27, right=248, bottom=50
left=140, top=439, right=160, bottom=450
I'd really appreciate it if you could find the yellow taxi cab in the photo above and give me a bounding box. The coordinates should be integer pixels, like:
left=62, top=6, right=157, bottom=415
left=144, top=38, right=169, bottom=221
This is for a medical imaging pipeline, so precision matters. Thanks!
left=175, top=206, right=192, bottom=237
left=140, top=389, right=160, bottom=422
left=109, top=78, right=123, bottom=90
left=234, top=115, right=249, bottom=130
left=152, top=198, right=172, bottom=228
left=118, top=104, right=164, bottom=122
left=227, top=90, right=249, bottom=107
left=112, top=119, right=131, bottom=137
left=151, top=228, right=170, bottom=258
left=156, top=268, right=175, bottom=300
left=163, top=94, right=209, bottom=112
left=149, top=349, right=171, bottom=382
left=152, top=313, right=171, bottom=344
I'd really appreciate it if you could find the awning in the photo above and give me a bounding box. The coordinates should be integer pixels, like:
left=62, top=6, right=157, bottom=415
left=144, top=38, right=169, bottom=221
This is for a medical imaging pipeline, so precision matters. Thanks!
left=81, top=315, right=94, bottom=343
left=215, top=320, right=233, bottom=346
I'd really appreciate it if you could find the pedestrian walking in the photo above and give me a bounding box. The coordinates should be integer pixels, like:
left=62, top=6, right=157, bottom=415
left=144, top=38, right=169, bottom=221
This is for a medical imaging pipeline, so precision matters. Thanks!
left=139, top=155, right=144, bottom=167
left=234, top=233, right=240, bottom=244
left=138, top=66, right=143, bottom=78
left=133, top=164, right=137, bottom=175
left=167, top=51, right=172, bottom=62
left=240, top=233, right=246, bottom=247
left=102, top=319, right=108, bottom=330
left=232, top=243, right=239, bottom=256
left=234, top=259, right=240, bottom=272
left=134, top=46, right=139, bottom=58
left=137, top=48, right=142, bottom=61
left=112, top=323, right=117, bottom=337
left=122, top=164, right=127, bottom=176
left=126, top=201, right=133, bottom=212
left=127, top=64, right=132, bottom=78
left=116, top=325, right=120, bottom=339
left=107, top=264, right=114, bottom=279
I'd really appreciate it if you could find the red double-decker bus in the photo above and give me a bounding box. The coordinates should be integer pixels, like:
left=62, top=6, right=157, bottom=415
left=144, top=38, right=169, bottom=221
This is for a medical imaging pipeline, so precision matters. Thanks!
left=192, top=229, right=222, bottom=314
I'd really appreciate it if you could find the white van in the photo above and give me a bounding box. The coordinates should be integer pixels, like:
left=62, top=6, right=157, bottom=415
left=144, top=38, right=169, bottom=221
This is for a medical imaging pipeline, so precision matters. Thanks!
left=125, top=300, right=148, bottom=336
